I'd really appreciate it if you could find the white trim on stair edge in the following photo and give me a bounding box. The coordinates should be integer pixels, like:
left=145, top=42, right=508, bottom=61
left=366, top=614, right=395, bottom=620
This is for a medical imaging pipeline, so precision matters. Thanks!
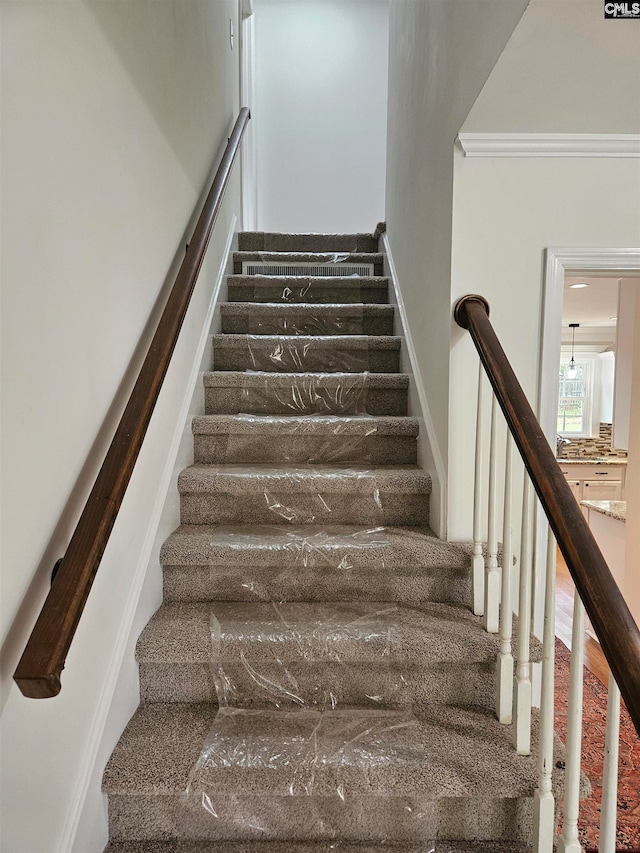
left=457, top=133, right=640, bottom=158
left=382, top=232, right=447, bottom=540
left=61, top=215, right=237, bottom=853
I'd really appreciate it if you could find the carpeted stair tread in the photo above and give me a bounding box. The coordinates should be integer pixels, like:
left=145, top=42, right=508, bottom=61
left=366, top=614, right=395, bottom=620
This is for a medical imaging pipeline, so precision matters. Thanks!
left=103, top=702, right=539, bottom=800
left=213, top=333, right=401, bottom=347
left=135, top=601, right=502, bottom=667
left=135, top=597, right=541, bottom=705
left=203, top=371, right=409, bottom=416
left=177, top=464, right=430, bottom=526
left=160, top=525, right=472, bottom=605
left=191, top=415, right=419, bottom=437
left=211, top=334, right=401, bottom=373
left=234, top=251, right=384, bottom=264
left=191, top=415, right=418, bottom=465
left=220, top=302, right=395, bottom=336
left=161, top=560, right=470, bottom=605
left=177, top=463, right=429, bottom=526
left=178, top=464, right=430, bottom=493
left=203, top=371, right=408, bottom=389
left=173, top=707, right=428, bottom=798
left=233, top=251, right=385, bottom=276
left=238, top=231, right=380, bottom=253
left=160, top=524, right=471, bottom=570
left=227, top=275, right=389, bottom=304
left=105, top=843, right=532, bottom=853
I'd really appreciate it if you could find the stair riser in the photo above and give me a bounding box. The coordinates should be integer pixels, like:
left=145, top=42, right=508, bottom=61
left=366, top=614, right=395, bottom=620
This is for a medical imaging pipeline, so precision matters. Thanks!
left=193, top=434, right=417, bottom=465
left=212, top=345, right=400, bottom=374
left=204, top=386, right=408, bottom=416
left=105, top=842, right=533, bottom=853
left=227, top=281, right=389, bottom=305
left=108, top=794, right=532, bottom=843
left=220, top=313, right=394, bottom=336
left=233, top=260, right=384, bottom=277
left=179, top=493, right=429, bottom=527
left=163, top=565, right=470, bottom=606
left=138, top=661, right=494, bottom=709
left=238, top=232, right=380, bottom=252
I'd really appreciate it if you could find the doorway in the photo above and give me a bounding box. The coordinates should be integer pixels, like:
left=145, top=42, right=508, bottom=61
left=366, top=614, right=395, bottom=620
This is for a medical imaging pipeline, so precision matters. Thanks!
left=540, top=249, right=640, bottom=661
left=240, top=0, right=257, bottom=230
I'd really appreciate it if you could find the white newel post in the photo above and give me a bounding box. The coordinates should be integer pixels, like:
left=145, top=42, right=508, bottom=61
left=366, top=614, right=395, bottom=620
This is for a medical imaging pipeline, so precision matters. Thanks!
left=558, top=595, right=585, bottom=853
left=599, top=675, right=620, bottom=853
left=472, top=363, right=485, bottom=616
left=496, top=432, right=514, bottom=724
left=533, top=529, right=557, bottom=853
left=514, top=479, right=533, bottom=755
left=484, top=394, right=500, bottom=633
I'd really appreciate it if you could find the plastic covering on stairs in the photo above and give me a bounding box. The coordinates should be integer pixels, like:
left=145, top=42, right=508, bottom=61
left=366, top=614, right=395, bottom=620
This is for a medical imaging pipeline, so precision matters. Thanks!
left=180, top=241, right=431, bottom=839
left=103, top=233, right=538, bottom=851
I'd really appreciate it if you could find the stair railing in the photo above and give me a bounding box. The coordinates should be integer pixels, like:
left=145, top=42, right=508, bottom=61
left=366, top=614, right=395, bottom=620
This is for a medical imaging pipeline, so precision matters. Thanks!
left=454, top=294, right=640, bottom=853
left=13, top=108, right=251, bottom=700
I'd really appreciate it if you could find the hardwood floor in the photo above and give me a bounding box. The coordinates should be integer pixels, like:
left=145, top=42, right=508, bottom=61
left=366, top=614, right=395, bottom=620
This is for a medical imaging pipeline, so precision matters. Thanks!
left=555, top=546, right=611, bottom=686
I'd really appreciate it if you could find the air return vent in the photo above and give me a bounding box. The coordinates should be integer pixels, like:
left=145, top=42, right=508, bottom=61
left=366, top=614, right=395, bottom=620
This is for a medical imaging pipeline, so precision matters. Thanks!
left=242, top=262, right=375, bottom=277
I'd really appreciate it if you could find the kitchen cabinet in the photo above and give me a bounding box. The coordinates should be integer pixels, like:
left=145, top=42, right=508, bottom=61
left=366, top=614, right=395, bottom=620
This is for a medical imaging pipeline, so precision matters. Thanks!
left=565, top=478, right=583, bottom=500
left=558, top=463, right=626, bottom=503
left=582, top=479, right=623, bottom=500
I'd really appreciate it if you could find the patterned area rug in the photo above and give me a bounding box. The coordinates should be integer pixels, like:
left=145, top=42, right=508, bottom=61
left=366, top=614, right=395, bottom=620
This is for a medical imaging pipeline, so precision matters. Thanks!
left=554, top=638, right=640, bottom=852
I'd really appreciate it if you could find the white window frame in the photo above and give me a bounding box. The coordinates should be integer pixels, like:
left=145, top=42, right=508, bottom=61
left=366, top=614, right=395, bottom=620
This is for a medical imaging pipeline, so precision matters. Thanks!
left=557, top=356, right=594, bottom=438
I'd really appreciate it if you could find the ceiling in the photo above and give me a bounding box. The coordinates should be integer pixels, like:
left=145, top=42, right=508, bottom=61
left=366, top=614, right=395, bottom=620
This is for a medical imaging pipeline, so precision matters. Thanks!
left=561, top=276, right=640, bottom=352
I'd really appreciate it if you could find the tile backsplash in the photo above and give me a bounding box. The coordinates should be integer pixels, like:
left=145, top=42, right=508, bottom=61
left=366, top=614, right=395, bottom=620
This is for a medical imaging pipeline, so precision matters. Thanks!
left=557, top=423, right=628, bottom=459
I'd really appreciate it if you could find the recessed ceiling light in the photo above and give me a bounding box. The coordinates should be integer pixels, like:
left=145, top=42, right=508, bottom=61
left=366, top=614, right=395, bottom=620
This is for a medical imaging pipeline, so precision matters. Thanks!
left=569, top=282, right=590, bottom=289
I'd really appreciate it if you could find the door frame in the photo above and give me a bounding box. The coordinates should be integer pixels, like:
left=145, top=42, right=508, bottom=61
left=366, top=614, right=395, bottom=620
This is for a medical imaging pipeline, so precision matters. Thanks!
left=240, top=0, right=257, bottom=230
left=534, top=247, right=640, bottom=638
left=539, top=248, right=640, bottom=445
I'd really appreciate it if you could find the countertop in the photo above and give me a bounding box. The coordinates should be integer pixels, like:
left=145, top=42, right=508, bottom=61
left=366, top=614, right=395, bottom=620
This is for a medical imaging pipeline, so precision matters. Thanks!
left=580, top=500, right=627, bottom=522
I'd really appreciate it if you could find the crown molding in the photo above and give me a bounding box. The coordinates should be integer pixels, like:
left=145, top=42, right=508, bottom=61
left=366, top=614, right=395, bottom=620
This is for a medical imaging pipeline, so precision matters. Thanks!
left=457, top=133, right=640, bottom=158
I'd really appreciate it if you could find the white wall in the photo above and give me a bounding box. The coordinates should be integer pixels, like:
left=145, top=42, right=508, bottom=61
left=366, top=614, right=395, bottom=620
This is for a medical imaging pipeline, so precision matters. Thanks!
left=613, top=280, right=638, bottom=450
left=464, top=0, right=640, bottom=134
left=384, top=0, right=529, bottom=534
left=0, top=3, right=241, bottom=850
left=254, top=0, right=389, bottom=232
left=448, top=157, right=640, bottom=541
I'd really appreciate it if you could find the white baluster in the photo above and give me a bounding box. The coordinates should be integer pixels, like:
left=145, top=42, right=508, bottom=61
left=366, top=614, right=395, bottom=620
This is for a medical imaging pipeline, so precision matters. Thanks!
left=599, top=675, right=620, bottom=853
left=484, top=394, right=500, bottom=633
left=472, top=363, right=485, bottom=616
left=496, top=432, right=514, bottom=723
left=533, top=529, right=556, bottom=853
left=514, top=478, right=533, bottom=755
left=558, top=594, right=585, bottom=853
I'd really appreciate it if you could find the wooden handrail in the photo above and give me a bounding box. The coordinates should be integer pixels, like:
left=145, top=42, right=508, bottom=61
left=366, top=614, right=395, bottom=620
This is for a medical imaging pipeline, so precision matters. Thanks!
left=454, top=294, right=640, bottom=735
left=14, top=108, right=250, bottom=699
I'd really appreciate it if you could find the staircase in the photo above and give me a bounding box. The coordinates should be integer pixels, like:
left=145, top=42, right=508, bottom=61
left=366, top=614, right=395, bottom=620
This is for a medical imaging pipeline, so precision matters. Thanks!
left=103, top=231, right=540, bottom=852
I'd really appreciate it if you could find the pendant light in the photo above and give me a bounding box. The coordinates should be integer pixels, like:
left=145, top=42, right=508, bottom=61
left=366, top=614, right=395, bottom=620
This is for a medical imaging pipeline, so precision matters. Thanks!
left=566, top=323, right=579, bottom=379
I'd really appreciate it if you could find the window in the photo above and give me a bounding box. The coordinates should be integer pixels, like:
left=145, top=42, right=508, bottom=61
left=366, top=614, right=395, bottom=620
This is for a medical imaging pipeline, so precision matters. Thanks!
left=557, top=361, right=591, bottom=436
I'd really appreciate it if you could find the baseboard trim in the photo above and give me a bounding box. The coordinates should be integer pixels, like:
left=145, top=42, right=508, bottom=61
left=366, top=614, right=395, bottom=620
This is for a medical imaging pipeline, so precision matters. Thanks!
left=382, top=232, right=447, bottom=539
left=60, top=214, right=237, bottom=853
left=457, top=133, right=640, bottom=158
